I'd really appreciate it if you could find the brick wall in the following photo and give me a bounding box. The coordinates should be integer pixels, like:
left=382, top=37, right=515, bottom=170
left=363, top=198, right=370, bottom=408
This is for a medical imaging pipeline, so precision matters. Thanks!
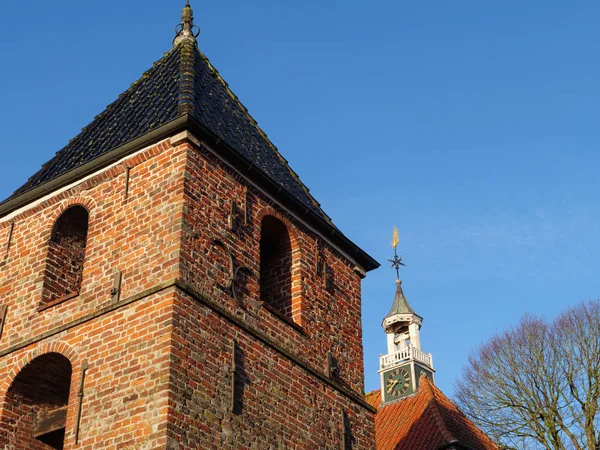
left=2, top=398, right=48, bottom=449
left=0, top=132, right=375, bottom=448
left=0, top=138, right=185, bottom=348
left=0, top=292, right=175, bottom=449
left=0, top=352, right=71, bottom=449
left=166, top=290, right=375, bottom=449
left=179, top=139, right=369, bottom=395
left=0, top=138, right=184, bottom=448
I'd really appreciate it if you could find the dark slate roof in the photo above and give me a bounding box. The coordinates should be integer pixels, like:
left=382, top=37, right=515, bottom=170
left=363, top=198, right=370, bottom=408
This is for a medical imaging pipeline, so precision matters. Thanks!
left=8, top=40, right=329, bottom=222
left=366, top=377, right=499, bottom=450
left=383, top=281, right=420, bottom=324
left=11, top=48, right=180, bottom=197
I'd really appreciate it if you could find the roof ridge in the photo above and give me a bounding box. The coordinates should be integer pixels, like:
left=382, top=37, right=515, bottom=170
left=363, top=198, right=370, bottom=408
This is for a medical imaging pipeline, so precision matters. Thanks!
left=370, top=375, right=498, bottom=450
left=194, top=48, right=335, bottom=226
left=176, top=41, right=197, bottom=115
left=421, top=376, right=458, bottom=445
left=428, top=377, right=500, bottom=449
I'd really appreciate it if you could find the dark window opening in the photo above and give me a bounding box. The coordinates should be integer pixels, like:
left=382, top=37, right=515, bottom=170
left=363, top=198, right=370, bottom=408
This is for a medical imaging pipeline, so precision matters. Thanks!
left=0, top=353, right=72, bottom=449
left=260, top=216, right=293, bottom=321
left=41, top=206, right=89, bottom=304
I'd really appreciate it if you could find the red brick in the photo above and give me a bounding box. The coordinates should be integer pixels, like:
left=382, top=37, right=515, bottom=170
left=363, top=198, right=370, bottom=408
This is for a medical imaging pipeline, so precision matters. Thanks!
left=0, top=135, right=375, bottom=449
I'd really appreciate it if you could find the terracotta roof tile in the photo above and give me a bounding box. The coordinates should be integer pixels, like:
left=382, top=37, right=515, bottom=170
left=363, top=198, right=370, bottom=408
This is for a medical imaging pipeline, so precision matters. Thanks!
left=367, top=376, right=499, bottom=450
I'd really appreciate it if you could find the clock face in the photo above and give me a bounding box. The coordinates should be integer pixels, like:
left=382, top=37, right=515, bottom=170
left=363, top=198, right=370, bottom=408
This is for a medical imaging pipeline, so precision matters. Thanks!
left=384, top=366, right=411, bottom=400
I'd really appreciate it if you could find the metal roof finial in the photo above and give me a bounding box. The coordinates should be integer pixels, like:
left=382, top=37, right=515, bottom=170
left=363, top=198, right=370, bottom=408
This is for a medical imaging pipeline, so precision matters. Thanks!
left=174, top=1, right=200, bottom=46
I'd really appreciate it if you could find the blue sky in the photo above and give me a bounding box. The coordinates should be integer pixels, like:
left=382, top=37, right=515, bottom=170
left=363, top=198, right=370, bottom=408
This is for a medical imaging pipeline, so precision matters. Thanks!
left=1, top=1, right=599, bottom=397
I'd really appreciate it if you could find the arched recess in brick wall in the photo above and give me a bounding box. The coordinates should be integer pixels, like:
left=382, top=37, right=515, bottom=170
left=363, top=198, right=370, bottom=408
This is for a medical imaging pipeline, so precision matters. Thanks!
left=260, top=215, right=301, bottom=324
left=0, top=353, right=72, bottom=449
left=41, top=205, right=89, bottom=304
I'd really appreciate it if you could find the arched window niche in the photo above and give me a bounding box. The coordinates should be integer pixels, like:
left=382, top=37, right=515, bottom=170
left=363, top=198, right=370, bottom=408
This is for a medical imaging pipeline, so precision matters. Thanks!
left=259, top=215, right=302, bottom=326
left=41, top=205, right=89, bottom=306
left=0, top=353, right=72, bottom=449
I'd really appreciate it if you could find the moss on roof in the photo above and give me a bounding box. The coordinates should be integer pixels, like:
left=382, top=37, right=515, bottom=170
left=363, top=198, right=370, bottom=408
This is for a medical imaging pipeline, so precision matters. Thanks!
left=9, top=40, right=328, bottom=222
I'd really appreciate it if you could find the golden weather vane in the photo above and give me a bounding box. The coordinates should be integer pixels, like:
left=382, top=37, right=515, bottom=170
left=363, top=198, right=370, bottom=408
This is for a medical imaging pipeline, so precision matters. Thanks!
left=388, top=226, right=405, bottom=280
left=391, top=226, right=400, bottom=249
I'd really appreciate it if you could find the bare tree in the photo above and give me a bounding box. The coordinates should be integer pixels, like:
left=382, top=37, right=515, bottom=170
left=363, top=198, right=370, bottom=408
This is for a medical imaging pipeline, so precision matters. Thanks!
left=454, top=299, right=600, bottom=450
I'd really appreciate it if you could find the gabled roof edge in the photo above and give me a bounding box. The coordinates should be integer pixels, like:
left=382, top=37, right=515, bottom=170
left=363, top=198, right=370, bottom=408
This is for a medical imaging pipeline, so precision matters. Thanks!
left=423, top=379, right=458, bottom=445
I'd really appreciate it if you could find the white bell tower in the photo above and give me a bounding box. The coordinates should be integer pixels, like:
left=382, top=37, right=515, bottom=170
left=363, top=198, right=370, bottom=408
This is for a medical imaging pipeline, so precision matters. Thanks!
left=379, top=227, right=434, bottom=404
left=383, top=279, right=423, bottom=354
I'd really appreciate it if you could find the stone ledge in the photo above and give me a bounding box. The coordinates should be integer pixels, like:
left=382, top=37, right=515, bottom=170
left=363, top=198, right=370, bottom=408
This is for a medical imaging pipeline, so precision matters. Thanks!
left=0, top=277, right=376, bottom=414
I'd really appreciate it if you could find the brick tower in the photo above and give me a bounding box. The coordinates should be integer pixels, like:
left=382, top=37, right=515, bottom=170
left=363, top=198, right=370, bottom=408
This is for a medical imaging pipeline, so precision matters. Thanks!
left=0, top=3, right=379, bottom=449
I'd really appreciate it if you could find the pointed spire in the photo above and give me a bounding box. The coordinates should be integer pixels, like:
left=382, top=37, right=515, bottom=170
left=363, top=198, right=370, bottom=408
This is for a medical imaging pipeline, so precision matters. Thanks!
left=384, top=279, right=416, bottom=319
left=174, top=1, right=200, bottom=46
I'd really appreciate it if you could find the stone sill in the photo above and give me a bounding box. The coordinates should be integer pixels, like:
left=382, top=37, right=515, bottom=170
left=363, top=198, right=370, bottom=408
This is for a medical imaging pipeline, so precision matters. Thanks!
left=263, top=303, right=306, bottom=335
left=37, top=292, right=79, bottom=313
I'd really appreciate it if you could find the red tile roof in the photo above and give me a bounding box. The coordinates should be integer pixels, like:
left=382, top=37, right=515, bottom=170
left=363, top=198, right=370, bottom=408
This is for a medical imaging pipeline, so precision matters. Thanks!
left=367, top=376, right=499, bottom=450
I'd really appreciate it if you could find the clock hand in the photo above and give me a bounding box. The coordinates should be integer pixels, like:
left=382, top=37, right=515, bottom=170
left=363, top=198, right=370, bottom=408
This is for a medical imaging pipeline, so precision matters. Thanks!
left=387, top=379, right=399, bottom=393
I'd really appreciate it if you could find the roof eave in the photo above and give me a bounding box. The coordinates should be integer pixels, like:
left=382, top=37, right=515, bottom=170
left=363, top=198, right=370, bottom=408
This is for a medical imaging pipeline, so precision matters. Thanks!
left=0, top=114, right=380, bottom=272
left=185, top=115, right=380, bottom=272
left=0, top=114, right=191, bottom=219
left=437, top=442, right=477, bottom=450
